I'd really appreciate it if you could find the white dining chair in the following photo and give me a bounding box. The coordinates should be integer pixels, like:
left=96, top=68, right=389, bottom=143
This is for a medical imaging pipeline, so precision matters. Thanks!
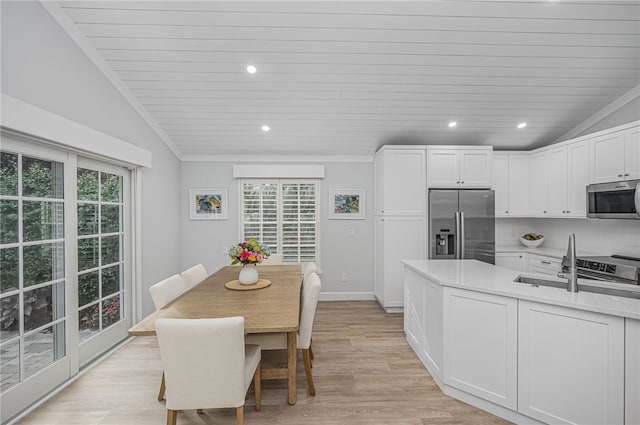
left=148, top=274, right=188, bottom=401
left=181, top=264, right=208, bottom=290
left=155, top=317, right=261, bottom=425
left=302, top=262, right=317, bottom=283
left=245, top=272, right=322, bottom=395
left=260, top=253, right=284, bottom=265
left=149, top=274, right=188, bottom=310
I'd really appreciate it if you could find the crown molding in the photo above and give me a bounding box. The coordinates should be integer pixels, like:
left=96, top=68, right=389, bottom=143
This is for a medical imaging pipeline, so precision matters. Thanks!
left=181, top=154, right=374, bottom=163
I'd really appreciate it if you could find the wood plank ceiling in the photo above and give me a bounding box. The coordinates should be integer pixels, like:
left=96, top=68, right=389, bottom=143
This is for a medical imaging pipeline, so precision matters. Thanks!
left=56, top=0, right=640, bottom=157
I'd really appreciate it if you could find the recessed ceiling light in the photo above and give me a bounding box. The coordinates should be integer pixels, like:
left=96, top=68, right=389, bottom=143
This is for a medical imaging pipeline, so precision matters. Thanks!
left=246, top=65, right=257, bottom=74
left=517, top=122, right=527, bottom=129
left=261, top=125, right=270, bottom=132
left=448, top=121, right=457, bottom=128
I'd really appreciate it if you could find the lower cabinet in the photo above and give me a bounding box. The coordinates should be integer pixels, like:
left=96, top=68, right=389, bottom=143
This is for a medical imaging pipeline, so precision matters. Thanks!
left=526, top=253, right=562, bottom=276
left=375, top=216, right=426, bottom=312
left=404, top=268, right=443, bottom=382
left=443, top=287, right=518, bottom=410
left=518, top=301, right=625, bottom=425
left=495, top=252, right=525, bottom=271
left=404, top=270, right=633, bottom=424
left=626, top=319, right=640, bottom=425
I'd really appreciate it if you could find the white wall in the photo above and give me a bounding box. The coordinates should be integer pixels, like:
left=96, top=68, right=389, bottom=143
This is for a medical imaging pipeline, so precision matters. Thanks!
left=180, top=160, right=376, bottom=298
left=1, top=1, right=181, bottom=316
left=496, top=218, right=640, bottom=257
left=577, top=96, right=640, bottom=138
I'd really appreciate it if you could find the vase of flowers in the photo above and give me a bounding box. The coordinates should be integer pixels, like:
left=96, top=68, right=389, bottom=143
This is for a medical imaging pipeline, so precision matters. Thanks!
left=229, top=238, right=270, bottom=284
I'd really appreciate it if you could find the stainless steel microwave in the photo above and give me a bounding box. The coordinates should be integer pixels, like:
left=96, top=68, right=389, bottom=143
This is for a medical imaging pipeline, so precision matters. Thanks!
left=587, top=179, right=640, bottom=219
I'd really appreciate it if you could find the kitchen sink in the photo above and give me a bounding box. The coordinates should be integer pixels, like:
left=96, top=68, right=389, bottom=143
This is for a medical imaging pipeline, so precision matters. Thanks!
left=513, top=275, right=640, bottom=300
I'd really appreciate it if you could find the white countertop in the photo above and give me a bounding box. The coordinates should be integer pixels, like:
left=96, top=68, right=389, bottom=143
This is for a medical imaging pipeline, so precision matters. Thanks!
left=496, top=245, right=600, bottom=258
left=401, top=259, right=640, bottom=320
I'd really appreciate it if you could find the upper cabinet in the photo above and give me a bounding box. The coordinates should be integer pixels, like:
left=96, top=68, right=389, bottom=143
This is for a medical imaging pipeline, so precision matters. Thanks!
left=492, top=153, right=530, bottom=217
left=529, top=151, right=550, bottom=216
left=374, top=146, right=426, bottom=216
left=530, top=141, right=589, bottom=218
left=427, top=146, right=492, bottom=188
left=590, top=127, right=640, bottom=183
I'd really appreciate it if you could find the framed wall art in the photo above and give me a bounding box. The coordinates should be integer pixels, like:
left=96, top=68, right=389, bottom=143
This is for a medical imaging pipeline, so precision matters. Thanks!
left=189, top=188, right=229, bottom=220
left=328, top=188, right=365, bottom=220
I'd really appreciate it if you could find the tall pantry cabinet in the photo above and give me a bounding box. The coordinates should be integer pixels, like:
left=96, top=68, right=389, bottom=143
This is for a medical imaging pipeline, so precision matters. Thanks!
left=374, top=146, right=427, bottom=312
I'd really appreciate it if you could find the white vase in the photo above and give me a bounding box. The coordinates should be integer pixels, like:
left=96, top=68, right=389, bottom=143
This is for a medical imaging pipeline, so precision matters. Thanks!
left=238, top=264, right=259, bottom=285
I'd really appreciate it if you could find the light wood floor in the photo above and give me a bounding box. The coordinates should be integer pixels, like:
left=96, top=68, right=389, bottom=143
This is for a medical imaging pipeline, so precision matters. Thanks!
left=16, top=301, right=512, bottom=425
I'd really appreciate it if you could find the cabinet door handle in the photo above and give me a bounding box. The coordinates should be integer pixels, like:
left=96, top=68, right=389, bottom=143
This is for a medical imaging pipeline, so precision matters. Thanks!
left=461, top=181, right=464, bottom=184
left=505, top=210, right=509, bottom=213
left=618, top=174, right=624, bottom=177
left=625, top=173, right=630, bottom=176
left=541, top=261, right=551, bottom=265
left=567, top=210, right=570, bottom=213
left=543, top=211, right=547, bottom=213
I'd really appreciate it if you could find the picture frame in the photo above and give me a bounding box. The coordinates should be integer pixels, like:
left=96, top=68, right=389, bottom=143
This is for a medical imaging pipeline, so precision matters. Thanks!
left=328, top=188, right=365, bottom=220
left=189, top=188, right=229, bottom=220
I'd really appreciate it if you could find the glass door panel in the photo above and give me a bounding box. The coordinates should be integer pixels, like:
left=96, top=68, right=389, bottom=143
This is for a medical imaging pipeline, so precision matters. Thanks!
left=0, top=148, right=68, bottom=420
left=77, top=162, right=130, bottom=365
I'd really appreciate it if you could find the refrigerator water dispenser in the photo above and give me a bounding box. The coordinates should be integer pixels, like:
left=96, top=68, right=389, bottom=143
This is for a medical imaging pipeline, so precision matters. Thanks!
left=435, top=233, right=454, bottom=257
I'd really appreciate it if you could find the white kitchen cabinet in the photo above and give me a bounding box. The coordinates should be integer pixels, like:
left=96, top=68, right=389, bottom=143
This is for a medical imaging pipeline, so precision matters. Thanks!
left=404, top=267, right=443, bottom=383
left=374, top=146, right=426, bottom=216
left=443, top=287, right=518, bottom=410
left=590, top=126, right=640, bottom=183
left=495, top=252, right=525, bottom=271
left=566, top=140, right=590, bottom=217
left=626, top=319, right=640, bottom=425
left=492, top=153, right=530, bottom=216
left=547, top=145, right=568, bottom=215
left=427, top=146, right=492, bottom=188
left=526, top=253, right=562, bottom=276
left=529, top=150, right=550, bottom=216
left=375, top=216, right=426, bottom=312
left=518, top=301, right=625, bottom=425
left=625, top=126, right=640, bottom=181
left=546, top=141, right=589, bottom=217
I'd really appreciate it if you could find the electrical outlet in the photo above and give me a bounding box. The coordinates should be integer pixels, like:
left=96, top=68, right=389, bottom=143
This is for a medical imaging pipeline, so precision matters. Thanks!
left=222, top=246, right=228, bottom=255
left=341, top=273, right=348, bottom=283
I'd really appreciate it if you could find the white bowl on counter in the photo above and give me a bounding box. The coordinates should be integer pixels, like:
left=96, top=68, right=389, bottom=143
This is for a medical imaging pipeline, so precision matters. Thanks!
left=519, top=237, right=544, bottom=247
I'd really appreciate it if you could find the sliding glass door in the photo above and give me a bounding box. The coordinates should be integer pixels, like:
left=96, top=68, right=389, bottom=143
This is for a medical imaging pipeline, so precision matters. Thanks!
left=0, top=136, right=133, bottom=422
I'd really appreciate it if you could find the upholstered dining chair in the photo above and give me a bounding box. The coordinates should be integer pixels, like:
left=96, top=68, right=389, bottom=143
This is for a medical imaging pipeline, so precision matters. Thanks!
left=245, top=272, right=322, bottom=395
left=302, top=262, right=317, bottom=283
left=148, top=274, right=188, bottom=401
left=181, top=264, right=208, bottom=290
left=149, top=274, right=188, bottom=311
left=155, top=317, right=261, bottom=425
left=301, top=261, right=317, bottom=359
left=260, top=253, right=284, bottom=265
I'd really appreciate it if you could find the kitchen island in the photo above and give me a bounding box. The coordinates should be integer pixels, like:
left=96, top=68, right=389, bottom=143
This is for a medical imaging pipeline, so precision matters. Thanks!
left=402, top=259, right=640, bottom=425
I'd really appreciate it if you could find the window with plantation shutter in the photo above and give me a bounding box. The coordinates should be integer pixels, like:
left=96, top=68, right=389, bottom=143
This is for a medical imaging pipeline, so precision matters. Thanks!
left=241, top=179, right=318, bottom=264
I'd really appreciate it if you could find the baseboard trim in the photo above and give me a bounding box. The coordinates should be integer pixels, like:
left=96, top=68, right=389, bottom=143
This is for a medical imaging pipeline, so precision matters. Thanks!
left=319, top=292, right=376, bottom=301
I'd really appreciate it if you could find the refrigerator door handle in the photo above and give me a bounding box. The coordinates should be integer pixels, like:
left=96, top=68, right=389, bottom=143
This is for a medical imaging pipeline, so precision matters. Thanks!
left=454, top=211, right=461, bottom=259
left=459, top=211, right=465, bottom=259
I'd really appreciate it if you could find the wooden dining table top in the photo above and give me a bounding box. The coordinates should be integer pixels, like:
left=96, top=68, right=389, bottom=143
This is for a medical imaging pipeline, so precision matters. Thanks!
left=128, top=264, right=302, bottom=336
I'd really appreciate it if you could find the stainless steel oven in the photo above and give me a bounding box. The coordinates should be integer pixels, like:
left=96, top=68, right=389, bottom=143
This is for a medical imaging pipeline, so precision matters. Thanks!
left=587, top=179, right=640, bottom=219
left=574, top=255, right=640, bottom=285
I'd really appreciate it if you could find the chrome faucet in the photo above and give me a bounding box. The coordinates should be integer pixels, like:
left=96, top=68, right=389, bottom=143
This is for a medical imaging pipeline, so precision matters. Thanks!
left=558, top=233, right=578, bottom=293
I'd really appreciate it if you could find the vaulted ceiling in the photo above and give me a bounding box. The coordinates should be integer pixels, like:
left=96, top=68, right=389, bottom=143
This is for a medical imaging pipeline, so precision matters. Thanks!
left=51, top=1, right=640, bottom=158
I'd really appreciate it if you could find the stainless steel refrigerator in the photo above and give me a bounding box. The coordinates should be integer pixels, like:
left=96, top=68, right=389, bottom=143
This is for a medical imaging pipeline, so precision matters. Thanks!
left=428, top=189, right=495, bottom=264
